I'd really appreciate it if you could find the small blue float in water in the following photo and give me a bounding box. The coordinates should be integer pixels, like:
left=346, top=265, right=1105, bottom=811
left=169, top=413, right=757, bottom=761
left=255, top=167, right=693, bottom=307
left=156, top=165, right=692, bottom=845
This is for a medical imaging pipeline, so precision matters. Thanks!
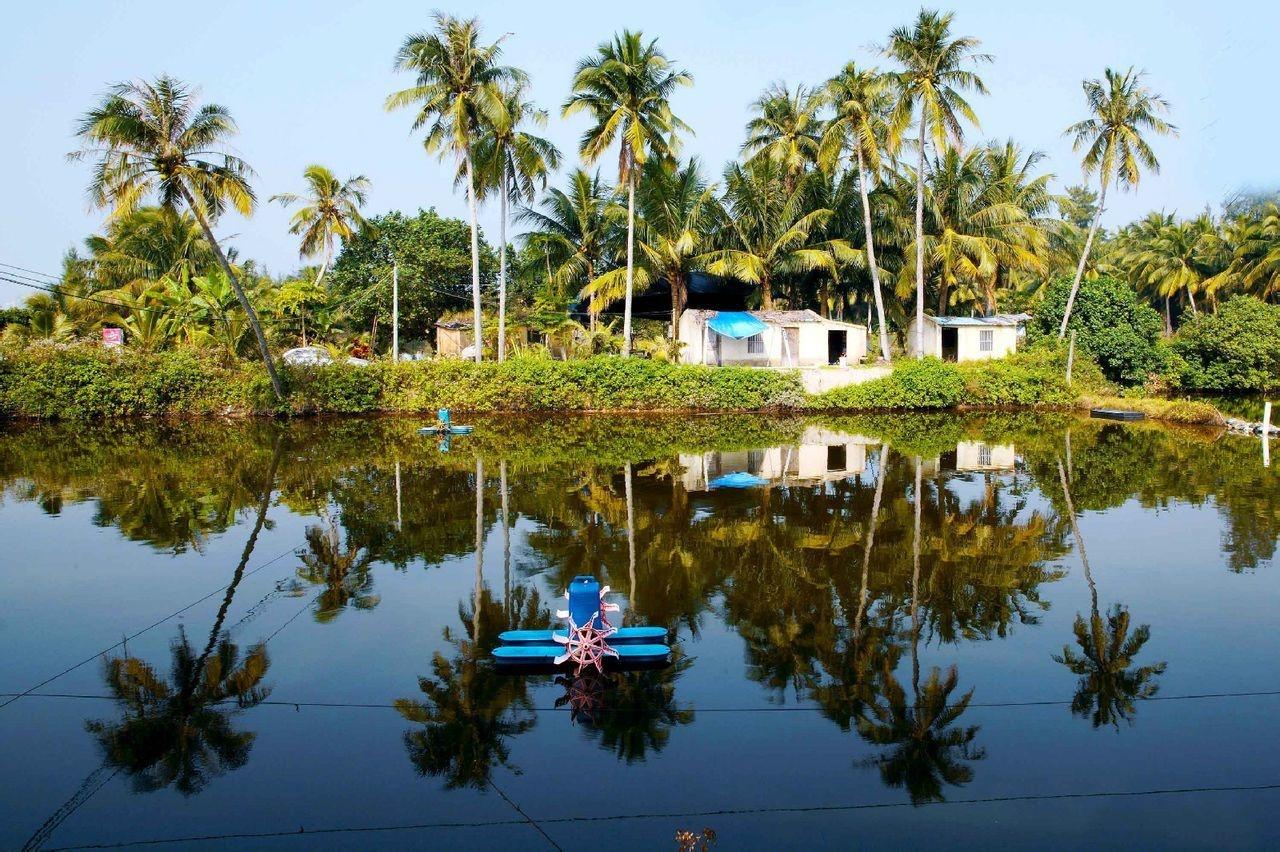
left=418, top=408, right=475, bottom=435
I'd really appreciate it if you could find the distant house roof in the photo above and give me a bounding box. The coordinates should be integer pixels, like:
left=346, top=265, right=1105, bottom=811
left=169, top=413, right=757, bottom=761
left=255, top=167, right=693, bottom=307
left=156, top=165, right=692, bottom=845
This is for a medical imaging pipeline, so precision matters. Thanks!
left=435, top=320, right=471, bottom=330
left=686, top=309, right=865, bottom=329
left=921, top=314, right=1028, bottom=328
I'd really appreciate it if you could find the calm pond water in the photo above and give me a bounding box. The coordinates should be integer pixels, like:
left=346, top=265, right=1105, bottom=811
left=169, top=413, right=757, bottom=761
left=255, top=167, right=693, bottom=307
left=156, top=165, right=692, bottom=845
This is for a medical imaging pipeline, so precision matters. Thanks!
left=1, top=412, right=1278, bottom=850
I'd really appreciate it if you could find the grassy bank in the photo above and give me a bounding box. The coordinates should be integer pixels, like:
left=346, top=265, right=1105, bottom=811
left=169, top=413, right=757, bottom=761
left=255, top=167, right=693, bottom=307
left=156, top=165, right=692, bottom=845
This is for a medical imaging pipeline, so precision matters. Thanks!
left=0, top=342, right=1225, bottom=425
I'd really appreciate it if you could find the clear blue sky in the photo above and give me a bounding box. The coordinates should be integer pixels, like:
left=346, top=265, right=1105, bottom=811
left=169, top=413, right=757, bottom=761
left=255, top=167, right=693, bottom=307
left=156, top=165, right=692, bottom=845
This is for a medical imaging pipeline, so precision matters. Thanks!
left=2, top=0, right=1276, bottom=305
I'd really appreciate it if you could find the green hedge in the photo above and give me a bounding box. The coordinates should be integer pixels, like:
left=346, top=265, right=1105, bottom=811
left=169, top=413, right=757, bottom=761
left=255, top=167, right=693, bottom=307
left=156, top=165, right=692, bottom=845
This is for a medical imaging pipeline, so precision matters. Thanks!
left=0, top=343, right=1160, bottom=422
left=1171, top=296, right=1280, bottom=392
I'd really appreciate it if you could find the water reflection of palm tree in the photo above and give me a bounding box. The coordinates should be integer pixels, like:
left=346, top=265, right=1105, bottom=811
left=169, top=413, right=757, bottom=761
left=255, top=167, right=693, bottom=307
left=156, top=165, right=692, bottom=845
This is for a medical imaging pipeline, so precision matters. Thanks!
left=1054, top=458, right=1166, bottom=728
left=291, top=514, right=378, bottom=622
left=75, top=436, right=283, bottom=802
left=85, top=630, right=271, bottom=795
left=396, top=573, right=552, bottom=789
left=575, top=648, right=695, bottom=763
left=856, top=457, right=984, bottom=804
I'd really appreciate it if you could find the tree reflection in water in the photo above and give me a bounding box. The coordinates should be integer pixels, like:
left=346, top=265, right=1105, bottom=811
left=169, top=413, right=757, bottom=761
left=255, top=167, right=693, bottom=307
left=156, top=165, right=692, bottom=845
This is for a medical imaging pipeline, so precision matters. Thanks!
left=290, top=512, right=378, bottom=622
left=1054, top=457, right=1167, bottom=728
left=86, top=630, right=271, bottom=796
left=396, top=583, right=552, bottom=789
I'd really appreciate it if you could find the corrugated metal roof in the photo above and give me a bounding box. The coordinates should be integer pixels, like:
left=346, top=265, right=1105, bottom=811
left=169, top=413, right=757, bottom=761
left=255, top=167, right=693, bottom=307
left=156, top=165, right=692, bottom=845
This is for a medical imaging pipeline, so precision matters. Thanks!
left=924, top=315, right=1025, bottom=328
left=685, top=309, right=865, bottom=328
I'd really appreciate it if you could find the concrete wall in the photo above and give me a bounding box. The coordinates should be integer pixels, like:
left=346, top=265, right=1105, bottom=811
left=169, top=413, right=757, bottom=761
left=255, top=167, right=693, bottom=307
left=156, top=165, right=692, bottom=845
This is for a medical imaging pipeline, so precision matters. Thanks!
left=955, top=441, right=1017, bottom=470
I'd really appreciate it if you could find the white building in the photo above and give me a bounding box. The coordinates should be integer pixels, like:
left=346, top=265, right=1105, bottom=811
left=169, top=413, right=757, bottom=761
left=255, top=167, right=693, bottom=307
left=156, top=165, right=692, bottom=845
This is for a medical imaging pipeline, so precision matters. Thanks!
left=906, top=315, right=1024, bottom=362
left=678, top=309, right=868, bottom=368
left=680, top=427, right=878, bottom=491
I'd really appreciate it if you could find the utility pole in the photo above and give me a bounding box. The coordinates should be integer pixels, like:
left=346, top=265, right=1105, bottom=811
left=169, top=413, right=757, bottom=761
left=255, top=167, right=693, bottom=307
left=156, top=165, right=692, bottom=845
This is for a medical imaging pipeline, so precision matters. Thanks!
left=392, top=262, right=399, bottom=362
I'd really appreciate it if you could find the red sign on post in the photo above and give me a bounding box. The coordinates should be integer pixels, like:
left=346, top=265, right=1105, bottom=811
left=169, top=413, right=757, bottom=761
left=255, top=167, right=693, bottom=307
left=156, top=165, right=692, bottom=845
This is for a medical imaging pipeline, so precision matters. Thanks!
left=102, top=327, right=123, bottom=348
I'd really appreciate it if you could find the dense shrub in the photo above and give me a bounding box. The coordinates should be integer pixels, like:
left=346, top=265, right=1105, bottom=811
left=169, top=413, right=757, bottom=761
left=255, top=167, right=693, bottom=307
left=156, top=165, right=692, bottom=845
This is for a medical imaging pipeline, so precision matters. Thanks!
left=1029, top=276, right=1164, bottom=385
left=960, top=343, right=1109, bottom=406
left=1172, top=296, right=1280, bottom=392
left=810, top=358, right=965, bottom=410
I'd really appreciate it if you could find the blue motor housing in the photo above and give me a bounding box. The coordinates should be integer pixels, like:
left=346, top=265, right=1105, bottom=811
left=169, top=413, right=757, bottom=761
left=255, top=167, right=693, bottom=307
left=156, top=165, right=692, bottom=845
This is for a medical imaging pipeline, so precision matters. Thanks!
left=568, top=575, right=606, bottom=629
left=437, top=408, right=451, bottom=426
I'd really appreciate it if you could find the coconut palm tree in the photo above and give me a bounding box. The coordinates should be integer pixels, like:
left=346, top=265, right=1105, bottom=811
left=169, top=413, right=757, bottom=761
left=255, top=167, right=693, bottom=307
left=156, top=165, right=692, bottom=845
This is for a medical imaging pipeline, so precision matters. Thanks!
left=1059, top=67, right=1177, bottom=337
left=564, top=30, right=692, bottom=356
left=821, top=63, right=895, bottom=360
left=69, top=76, right=283, bottom=398
left=707, top=159, right=853, bottom=313
left=472, top=82, right=561, bottom=361
left=582, top=158, right=717, bottom=333
left=269, top=165, right=370, bottom=290
left=387, top=14, right=521, bottom=363
left=885, top=10, right=989, bottom=358
left=518, top=169, right=619, bottom=330
left=742, top=82, right=823, bottom=195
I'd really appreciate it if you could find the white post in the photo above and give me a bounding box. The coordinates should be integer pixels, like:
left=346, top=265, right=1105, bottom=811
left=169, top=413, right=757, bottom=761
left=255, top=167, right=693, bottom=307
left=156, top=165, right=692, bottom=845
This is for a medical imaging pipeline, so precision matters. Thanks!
left=392, top=262, right=399, bottom=363
left=395, top=460, right=402, bottom=531
left=1066, top=329, right=1076, bottom=385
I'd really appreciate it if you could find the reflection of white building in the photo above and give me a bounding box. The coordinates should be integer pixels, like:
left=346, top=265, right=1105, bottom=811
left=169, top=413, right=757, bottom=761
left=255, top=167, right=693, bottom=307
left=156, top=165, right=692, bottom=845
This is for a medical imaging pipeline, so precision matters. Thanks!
left=921, top=441, right=1018, bottom=475
left=680, top=427, right=876, bottom=490
left=955, top=441, right=1017, bottom=471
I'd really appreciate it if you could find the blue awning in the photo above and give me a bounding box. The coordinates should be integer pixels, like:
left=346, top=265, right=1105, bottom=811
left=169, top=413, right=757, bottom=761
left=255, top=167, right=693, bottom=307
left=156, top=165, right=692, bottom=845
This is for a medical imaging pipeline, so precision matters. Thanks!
left=709, top=471, right=770, bottom=489
left=707, top=311, right=768, bottom=339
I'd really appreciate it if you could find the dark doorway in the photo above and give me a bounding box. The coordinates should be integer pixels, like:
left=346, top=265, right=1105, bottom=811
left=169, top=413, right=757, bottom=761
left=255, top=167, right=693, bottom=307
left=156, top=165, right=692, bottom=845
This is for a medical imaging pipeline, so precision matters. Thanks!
left=941, top=326, right=959, bottom=362
left=827, top=444, right=847, bottom=472
left=827, top=329, right=847, bottom=365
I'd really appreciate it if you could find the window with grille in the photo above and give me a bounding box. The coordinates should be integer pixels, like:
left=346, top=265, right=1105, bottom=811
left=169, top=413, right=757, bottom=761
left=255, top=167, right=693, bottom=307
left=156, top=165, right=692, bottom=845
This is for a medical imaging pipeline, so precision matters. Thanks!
left=980, top=329, right=994, bottom=351
left=747, top=334, right=765, bottom=354
left=978, top=445, right=992, bottom=467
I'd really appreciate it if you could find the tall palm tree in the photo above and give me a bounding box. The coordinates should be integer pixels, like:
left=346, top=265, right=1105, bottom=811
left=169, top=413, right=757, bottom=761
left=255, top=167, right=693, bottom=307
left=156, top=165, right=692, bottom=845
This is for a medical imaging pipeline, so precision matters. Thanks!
left=518, top=169, right=619, bottom=330
left=1059, top=67, right=1177, bottom=337
left=742, top=82, right=823, bottom=195
left=564, top=30, right=692, bottom=356
left=821, top=63, right=895, bottom=360
left=583, top=158, right=717, bottom=333
left=387, top=13, right=521, bottom=363
left=269, top=164, right=370, bottom=289
left=707, top=160, right=853, bottom=313
left=69, top=76, right=284, bottom=399
left=885, top=10, right=989, bottom=358
left=472, top=82, right=561, bottom=361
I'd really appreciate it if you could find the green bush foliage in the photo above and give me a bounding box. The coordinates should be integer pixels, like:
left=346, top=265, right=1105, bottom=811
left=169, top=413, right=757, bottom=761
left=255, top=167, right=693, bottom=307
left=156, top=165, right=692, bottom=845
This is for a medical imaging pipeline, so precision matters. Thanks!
left=1029, top=276, right=1164, bottom=385
left=809, top=358, right=965, bottom=410
left=1172, top=296, right=1280, bottom=392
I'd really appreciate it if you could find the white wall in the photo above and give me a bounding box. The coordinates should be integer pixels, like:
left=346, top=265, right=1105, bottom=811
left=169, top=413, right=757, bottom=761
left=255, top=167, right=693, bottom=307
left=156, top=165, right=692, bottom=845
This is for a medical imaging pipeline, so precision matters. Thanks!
left=956, top=326, right=1018, bottom=361
left=679, top=314, right=868, bottom=366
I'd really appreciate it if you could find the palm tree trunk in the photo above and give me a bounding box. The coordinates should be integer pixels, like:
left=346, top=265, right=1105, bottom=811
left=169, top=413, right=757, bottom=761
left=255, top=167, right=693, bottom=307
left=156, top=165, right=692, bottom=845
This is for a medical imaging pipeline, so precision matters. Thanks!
left=914, top=112, right=928, bottom=360
left=498, top=179, right=509, bottom=362
left=1164, top=296, right=1173, bottom=336
left=474, top=457, right=484, bottom=644
left=194, top=434, right=283, bottom=686
left=857, top=148, right=891, bottom=362
left=1057, top=457, right=1098, bottom=617
left=761, top=272, right=774, bottom=311
left=623, top=171, right=636, bottom=357
left=911, top=455, right=923, bottom=693
left=179, top=185, right=284, bottom=400
left=500, top=459, right=510, bottom=617
left=625, top=461, right=636, bottom=622
left=670, top=271, right=686, bottom=340
left=465, top=150, right=483, bottom=363
left=1186, top=284, right=1198, bottom=316
left=1059, top=179, right=1109, bottom=338
left=854, top=443, right=889, bottom=640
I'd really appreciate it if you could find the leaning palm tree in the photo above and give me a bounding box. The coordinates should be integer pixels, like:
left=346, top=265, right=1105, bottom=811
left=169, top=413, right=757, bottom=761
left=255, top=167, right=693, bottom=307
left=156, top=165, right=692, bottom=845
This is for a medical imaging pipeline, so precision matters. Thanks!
left=742, top=82, right=824, bottom=195
left=269, top=164, right=370, bottom=289
left=564, top=30, right=692, bottom=356
left=472, top=82, right=561, bottom=361
left=387, top=14, right=521, bottom=362
left=821, top=63, right=896, bottom=360
left=69, top=76, right=283, bottom=399
left=885, top=10, right=989, bottom=358
left=1059, top=67, right=1177, bottom=337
